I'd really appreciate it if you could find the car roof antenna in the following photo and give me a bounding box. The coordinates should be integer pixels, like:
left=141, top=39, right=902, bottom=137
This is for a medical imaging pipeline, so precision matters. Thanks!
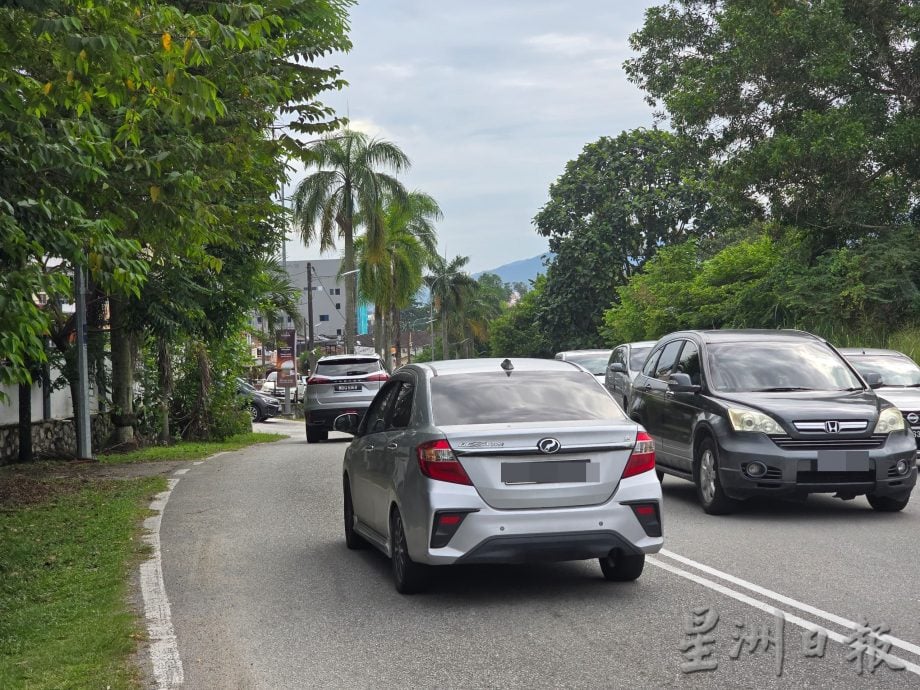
left=500, top=358, right=514, bottom=377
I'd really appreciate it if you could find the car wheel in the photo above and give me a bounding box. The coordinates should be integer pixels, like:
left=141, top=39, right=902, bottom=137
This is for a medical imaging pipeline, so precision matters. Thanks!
left=249, top=403, right=261, bottom=423
left=866, top=492, right=910, bottom=512
left=694, top=438, right=738, bottom=515
left=343, top=478, right=367, bottom=549
left=599, top=551, right=645, bottom=581
left=390, top=508, right=428, bottom=594
left=306, top=427, right=326, bottom=444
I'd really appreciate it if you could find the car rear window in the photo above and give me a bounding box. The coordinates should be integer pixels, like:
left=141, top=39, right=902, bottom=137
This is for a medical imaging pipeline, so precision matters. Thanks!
left=430, top=371, right=626, bottom=425
left=629, top=347, right=652, bottom=371
left=315, top=358, right=382, bottom=377
left=565, top=353, right=611, bottom=376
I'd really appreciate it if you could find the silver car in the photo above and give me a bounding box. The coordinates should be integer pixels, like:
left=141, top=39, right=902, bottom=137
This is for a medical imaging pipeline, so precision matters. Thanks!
left=304, top=354, right=389, bottom=443
left=840, top=348, right=920, bottom=459
left=554, top=349, right=613, bottom=381
left=336, top=358, right=663, bottom=593
left=605, top=340, right=657, bottom=411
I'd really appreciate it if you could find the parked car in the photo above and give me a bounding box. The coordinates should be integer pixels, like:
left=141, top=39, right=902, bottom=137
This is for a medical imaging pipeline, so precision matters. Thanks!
left=335, top=357, right=663, bottom=593
left=840, top=348, right=920, bottom=458
left=605, top=340, right=657, bottom=410
left=304, top=354, right=389, bottom=443
left=554, top=349, right=613, bottom=380
left=628, top=330, right=916, bottom=514
left=237, top=378, right=281, bottom=423
left=262, top=370, right=307, bottom=402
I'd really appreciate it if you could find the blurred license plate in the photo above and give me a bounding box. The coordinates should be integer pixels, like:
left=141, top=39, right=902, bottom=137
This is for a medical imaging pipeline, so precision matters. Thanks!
left=501, top=460, right=589, bottom=484
left=816, top=450, right=870, bottom=472
left=334, top=384, right=361, bottom=392
left=913, top=429, right=920, bottom=438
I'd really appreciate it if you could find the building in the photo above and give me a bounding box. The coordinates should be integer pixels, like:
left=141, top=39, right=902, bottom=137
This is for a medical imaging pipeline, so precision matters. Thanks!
left=248, top=258, right=371, bottom=363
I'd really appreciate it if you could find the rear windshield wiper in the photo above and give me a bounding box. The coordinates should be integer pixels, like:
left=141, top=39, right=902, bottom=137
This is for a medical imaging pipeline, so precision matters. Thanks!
left=751, top=386, right=812, bottom=392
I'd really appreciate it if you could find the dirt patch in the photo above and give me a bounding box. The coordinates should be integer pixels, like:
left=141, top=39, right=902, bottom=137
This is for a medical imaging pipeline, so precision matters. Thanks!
left=0, top=460, right=184, bottom=509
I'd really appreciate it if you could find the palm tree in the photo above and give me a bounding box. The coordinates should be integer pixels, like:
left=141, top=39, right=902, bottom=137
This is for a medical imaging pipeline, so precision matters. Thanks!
left=291, top=130, right=409, bottom=351
left=354, top=191, right=441, bottom=363
left=425, top=254, right=475, bottom=360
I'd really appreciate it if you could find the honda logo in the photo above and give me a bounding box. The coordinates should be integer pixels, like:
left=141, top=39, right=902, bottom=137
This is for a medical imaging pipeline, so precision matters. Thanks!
left=824, top=420, right=840, bottom=433
left=537, top=437, right=561, bottom=454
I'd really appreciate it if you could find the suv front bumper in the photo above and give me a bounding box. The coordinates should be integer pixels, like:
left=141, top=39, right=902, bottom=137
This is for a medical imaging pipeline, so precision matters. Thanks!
left=716, top=431, right=917, bottom=500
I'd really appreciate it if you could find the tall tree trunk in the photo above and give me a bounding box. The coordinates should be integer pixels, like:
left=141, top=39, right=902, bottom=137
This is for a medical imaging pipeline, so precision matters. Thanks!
left=341, top=217, right=357, bottom=353
left=109, top=297, right=135, bottom=444
left=441, top=308, right=449, bottom=360
left=17, top=380, right=32, bottom=463
left=157, top=335, right=172, bottom=444
left=374, top=302, right=385, bottom=361
left=393, top=306, right=402, bottom=368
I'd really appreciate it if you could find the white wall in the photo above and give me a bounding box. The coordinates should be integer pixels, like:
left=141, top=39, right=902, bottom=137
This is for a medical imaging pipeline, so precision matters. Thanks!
left=0, top=366, right=101, bottom=426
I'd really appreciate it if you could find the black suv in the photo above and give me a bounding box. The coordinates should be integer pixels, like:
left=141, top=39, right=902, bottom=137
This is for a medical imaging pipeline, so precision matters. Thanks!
left=628, top=330, right=916, bottom=514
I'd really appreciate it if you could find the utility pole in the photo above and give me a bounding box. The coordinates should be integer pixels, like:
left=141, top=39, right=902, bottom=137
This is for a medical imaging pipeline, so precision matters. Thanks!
left=74, top=265, right=92, bottom=459
left=307, top=262, right=315, bottom=353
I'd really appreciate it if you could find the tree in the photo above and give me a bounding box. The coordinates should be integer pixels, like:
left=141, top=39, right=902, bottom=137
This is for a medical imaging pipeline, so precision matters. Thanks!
left=425, top=255, right=476, bottom=360
left=490, top=276, right=553, bottom=359
left=355, top=191, right=440, bottom=364
left=292, top=130, right=410, bottom=353
left=626, top=0, right=920, bottom=257
left=533, top=129, right=743, bottom=350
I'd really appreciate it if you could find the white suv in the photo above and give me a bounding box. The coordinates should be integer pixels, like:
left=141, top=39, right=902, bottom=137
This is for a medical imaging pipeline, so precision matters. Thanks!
left=304, top=355, right=389, bottom=443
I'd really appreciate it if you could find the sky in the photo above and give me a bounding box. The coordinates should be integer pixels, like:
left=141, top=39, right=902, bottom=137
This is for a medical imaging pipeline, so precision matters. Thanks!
left=283, top=0, right=660, bottom=274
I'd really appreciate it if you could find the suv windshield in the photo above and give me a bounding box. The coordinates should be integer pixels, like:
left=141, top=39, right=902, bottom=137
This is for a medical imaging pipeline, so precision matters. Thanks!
left=708, top=341, right=863, bottom=393
left=849, top=356, right=920, bottom=387
left=315, top=358, right=383, bottom=377
left=430, top=371, right=625, bottom=425
left=565, top=353, right=609, bottom=376
left=629, top=347, right=652, bottom=371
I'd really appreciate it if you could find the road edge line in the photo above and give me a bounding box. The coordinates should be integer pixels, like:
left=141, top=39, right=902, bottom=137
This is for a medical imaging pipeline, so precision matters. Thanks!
left=140, top=477, right=184, bottom=689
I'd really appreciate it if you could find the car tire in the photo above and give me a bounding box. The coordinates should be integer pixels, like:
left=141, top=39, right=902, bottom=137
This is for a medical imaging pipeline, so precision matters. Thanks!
left=390, top=508, right=428, bottom=594
left=306, top=427, right=327, bottom=444
left=866, top=492, right=910, bottom=512
left=694, top=438, right=738, bottom=515
left=599, top=551, right=645, bottom=581
left=249, top=404, right=261, bottom=423
left=343, top=478, right=368, bottom=550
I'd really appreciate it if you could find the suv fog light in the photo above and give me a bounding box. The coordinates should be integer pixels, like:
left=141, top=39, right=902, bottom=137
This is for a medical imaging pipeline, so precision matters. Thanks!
left=745, top=462, right=767, bottom=478
left=895, top=459, right=910, bottom=476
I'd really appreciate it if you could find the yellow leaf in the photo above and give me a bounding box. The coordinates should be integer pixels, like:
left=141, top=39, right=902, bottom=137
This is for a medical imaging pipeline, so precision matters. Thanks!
left=126, top=78, right=135, bottom=91
left=162, top=33, right=172, bottom=52
left=66, top=70, right=74, bottom=84
left=150, top=185, right=161, bottom=203
left=165, top=70, right=175, bottom=88
left=42, top=82, right=52, bottom=95
left=82, top=91, right=91, bottom=103
left=79, top=49, right=87, bottom=62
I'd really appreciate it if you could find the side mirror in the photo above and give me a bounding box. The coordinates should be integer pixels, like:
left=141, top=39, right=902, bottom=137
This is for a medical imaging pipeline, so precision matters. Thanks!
left=668, top=373, right=701, bottom=393
left=862, top=371, right=884, bottom=389
left=609, top=362, right=627, bottom=374
left=333, top=413, right=360, bottom=435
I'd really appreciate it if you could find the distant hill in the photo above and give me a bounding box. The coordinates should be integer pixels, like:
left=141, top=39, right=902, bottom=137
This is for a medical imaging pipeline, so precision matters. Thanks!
left=474, top=253, right=553, bottom=286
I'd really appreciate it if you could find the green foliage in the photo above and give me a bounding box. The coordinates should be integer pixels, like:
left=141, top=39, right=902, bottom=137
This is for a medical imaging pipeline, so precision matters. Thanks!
left=490, top=275, right=553, bottom=358
left=98, top=432, right=284, bottom=464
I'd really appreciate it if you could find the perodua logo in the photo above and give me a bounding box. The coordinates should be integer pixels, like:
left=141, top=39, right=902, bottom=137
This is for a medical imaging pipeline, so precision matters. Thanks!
left=537, top=437, right=561, bottom=454
left=824, top=420, right=840, bottom=433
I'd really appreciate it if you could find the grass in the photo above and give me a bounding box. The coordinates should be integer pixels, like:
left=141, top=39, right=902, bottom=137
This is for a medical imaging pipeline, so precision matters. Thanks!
left=0, top=476, right=167, bottom=689
left=98, top=431, right=285, bottom=464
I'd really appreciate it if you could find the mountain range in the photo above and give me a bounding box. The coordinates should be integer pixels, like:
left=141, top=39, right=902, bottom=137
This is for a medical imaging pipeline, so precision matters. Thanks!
left=473, top=253, right=553, bottom=286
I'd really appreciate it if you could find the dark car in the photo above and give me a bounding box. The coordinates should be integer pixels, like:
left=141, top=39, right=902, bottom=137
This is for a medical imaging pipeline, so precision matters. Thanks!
left=840, top=348, right=920, bottom=460
left=628, top=330, right=916, bottom=514
left=605, top=340, right=657, bottom=411
left=237, top=378, right=281, bottom=423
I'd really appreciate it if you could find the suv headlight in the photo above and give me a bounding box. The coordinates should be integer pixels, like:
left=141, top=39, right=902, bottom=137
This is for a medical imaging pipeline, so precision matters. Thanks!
left=874, top=407, right=905, bottom=434
left=728, top=408, right=784, bottom=435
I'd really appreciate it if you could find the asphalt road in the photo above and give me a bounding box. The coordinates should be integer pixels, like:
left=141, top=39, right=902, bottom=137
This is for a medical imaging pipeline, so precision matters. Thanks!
left=158, top=418, right=920, bottom=688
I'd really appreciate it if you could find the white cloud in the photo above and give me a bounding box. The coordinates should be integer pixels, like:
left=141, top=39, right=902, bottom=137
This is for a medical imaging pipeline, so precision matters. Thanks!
left=525, top=32, right=629, bottom=58
left=371, top=62, right=417, bottom=80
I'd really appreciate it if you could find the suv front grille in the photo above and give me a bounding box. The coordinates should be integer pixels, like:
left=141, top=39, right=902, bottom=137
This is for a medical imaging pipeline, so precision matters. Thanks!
left=771, top=435, right=886, bottom=451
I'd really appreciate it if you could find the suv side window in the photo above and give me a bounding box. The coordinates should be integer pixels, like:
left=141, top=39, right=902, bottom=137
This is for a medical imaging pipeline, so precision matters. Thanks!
left=643, top=347, right=663, bottom=376
left=675, top=341, right=702, bottom=386
left=361, top=383, right=398, bottom=435
left=654, top=340, right=684, bottom=380
left=387, top=381, right=415, bottom=430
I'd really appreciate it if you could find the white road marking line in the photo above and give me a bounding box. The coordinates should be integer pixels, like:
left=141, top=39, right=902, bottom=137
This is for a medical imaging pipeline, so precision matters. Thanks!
left=173, top=469, right=189, bottom=476
left=648, top=556, right=920, bottom=676
left=208, top=451, right=229, bottom=459
left=658, top=548, right=920, bottom=659
left=140, top=478, right=184, bottom=689
left=193, top=461, right=203, bottom=466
